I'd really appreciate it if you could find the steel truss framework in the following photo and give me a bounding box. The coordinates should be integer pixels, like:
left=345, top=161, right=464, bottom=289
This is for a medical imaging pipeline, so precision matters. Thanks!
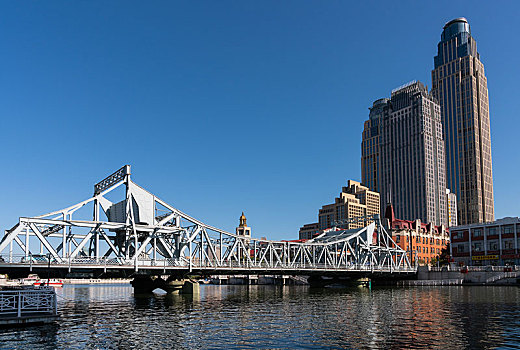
left=0, top=166, right=415, bottom=274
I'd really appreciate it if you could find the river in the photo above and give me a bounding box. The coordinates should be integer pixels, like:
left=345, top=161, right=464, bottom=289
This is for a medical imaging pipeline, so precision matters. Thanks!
left=0, top=284, right=519, bottom=349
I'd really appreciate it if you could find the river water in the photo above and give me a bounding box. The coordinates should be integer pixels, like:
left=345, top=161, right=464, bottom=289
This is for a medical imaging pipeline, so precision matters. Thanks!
left=1, top=284, right=519, bottom=349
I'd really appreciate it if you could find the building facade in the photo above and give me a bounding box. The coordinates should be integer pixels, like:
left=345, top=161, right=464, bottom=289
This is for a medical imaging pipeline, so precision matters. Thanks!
left=450, top=217, right=520, bottom=266
left=446, top=189, right=458, bottom=227
left=298, top=223, right=320, bottom=240
left=431, top=18, right=495, bottom=225
left=298, top=180, right=380, bottom=240
left=362, top=81, right=448, bottom=226
left=384, top=204, right=450, bottom=265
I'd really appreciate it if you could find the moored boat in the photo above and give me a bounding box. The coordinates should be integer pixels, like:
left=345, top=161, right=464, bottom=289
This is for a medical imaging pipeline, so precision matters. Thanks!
left=33, top=278, right=64, bottom=287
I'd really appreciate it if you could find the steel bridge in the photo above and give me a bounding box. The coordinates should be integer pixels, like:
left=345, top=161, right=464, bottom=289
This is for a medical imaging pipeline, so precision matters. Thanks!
left=0, top=166, right=415, bottom=279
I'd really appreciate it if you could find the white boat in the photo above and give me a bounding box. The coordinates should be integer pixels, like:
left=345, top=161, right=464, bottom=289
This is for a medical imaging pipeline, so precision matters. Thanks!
left=33, top=278, right=64, bottom=287
left=20, top=274, right=40, bottom=285
left=20, top=274, right=64, bottom=288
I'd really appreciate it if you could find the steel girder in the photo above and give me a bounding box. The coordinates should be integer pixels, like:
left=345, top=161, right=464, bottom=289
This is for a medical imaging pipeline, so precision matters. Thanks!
left=0, top=166, right=415, bottom=273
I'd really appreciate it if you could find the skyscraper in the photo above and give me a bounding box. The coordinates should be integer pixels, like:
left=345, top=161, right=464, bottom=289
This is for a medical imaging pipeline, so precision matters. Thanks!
left=362, top=81, right=448, bottom=226
left=431, top=18, right=494, bottom=225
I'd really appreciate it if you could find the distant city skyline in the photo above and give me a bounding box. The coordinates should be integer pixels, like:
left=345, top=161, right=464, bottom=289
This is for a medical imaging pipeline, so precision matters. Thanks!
left=0, top=2, right=519, bottom=241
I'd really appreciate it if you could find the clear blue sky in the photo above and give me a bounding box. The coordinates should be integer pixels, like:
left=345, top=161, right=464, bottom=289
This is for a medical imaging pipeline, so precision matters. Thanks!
left=1, top=1, right=519, bottom=241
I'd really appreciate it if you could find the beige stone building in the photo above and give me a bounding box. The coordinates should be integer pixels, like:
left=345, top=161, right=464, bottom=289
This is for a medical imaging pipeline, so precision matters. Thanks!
left=298, top=223, right=320, bottom=240
left=298, top=180, right=380, bottom=239
left=431, top=18, right=494, bottom=225
left=362, top=81, right=448, bottom=227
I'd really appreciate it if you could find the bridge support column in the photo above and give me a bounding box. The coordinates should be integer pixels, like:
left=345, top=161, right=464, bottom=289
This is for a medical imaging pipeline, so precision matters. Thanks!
left=165, top=276, right=200, bottom=294
left=130, top=276, right=156, bottom=294
left=355, top=277, right=371, bottom=288
left=182, top=280, right=200, bottom=294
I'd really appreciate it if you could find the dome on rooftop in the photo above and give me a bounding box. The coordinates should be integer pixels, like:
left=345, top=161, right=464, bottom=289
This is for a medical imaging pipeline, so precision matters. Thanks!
left=443, top=17, right=468, bottom=29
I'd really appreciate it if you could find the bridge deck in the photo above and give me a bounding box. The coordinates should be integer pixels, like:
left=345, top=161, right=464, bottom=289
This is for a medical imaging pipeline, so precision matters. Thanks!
left=0, top=262, right=416, bottom=278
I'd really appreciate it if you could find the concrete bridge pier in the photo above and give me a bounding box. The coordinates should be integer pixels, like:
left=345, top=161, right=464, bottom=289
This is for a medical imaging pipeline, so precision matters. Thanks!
left=130, top=275, right=156, bottom=294
left=131, top=275, right=200, bottom=294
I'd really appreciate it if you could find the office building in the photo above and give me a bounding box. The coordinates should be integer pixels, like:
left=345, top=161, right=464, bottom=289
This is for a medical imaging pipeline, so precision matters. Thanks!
left=362, top=81, right=448, bottom=226
left=298, top=180, right=380, bottom=240
left=431, top=17, right=494, bottom=225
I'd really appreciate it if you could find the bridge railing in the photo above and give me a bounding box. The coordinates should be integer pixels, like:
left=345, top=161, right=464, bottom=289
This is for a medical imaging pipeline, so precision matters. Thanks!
left=0, top=254, right=416, bottom=273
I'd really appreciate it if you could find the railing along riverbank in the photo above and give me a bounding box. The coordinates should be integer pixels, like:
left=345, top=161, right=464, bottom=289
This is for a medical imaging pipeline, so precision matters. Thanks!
left=0, top=286, right=57, bottom=325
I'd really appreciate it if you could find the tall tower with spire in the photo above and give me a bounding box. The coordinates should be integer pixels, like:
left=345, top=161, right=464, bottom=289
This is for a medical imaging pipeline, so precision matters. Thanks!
left=431, top=18, right=494, bottom=225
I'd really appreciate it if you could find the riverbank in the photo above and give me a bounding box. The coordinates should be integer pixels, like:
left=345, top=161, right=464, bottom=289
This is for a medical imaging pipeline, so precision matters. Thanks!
left=63, top=278, right=131, bottom=285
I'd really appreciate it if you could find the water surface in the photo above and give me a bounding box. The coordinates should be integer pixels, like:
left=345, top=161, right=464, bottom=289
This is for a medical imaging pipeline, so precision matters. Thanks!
left=1, top=284, right=519, bottom=349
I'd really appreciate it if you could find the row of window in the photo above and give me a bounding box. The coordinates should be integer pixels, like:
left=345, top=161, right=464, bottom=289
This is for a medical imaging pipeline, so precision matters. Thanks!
left=455, top=240, right=518, bottom=252
left=417, top=247, right=441, bottom=254
left=394, top=235, right=446, bottom=246
left=452, top=225, right=517, bottom=240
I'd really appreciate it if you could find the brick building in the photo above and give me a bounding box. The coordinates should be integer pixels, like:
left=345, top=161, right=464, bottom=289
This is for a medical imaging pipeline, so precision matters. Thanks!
left=383, top=204, right=449, bottom=265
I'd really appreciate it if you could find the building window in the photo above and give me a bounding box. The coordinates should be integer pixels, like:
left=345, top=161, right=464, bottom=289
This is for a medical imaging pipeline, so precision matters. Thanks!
left=395, top=235, right=400, bottom=243
left=472, top=229, right=482, bottom=238
left=504, top=240, right=514, bottom=250
left=487, top=227, right=497, bottom=236
left=452, top=232, right=463, bottom=240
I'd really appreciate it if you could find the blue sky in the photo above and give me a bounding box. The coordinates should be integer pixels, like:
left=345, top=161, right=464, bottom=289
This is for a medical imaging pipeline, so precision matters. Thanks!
left=1, top=1, right=519, bottom=241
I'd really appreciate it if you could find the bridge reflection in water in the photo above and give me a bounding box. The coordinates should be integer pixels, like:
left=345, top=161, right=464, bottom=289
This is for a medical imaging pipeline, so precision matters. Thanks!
left=0, top=166, right=415, bottom=288
left=1, top=284, right=519, bottom=349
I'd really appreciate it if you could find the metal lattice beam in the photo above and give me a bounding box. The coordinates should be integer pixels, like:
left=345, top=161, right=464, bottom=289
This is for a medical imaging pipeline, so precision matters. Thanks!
left=0, top=166, right=415, bottom=274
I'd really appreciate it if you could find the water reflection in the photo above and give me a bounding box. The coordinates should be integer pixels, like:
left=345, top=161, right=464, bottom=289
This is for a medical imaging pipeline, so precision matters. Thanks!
left=0, top=284, right=519, bottom=349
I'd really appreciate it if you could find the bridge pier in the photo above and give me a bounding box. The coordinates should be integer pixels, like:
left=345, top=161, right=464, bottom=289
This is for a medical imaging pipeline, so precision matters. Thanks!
left=130, top=275, right=156, bottom=294
left=130, top=275, right=200, bottom=295
left=307, top=275, right=372, bottom=288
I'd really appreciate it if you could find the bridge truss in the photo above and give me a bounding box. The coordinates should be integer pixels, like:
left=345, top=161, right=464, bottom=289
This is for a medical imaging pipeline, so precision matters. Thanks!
left=0, top=166, right=414, bottom=274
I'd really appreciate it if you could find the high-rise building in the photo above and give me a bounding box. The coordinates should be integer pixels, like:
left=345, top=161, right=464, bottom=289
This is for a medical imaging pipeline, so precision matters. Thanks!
left=298, top=180, right=380, bottom=239
left=362, top=81, right=448, bottom=226
left=446, top=189, right=458, bottom=227
left=361, top=98, right=387, bottom=194
left=431, top=17, right=494, bottom=225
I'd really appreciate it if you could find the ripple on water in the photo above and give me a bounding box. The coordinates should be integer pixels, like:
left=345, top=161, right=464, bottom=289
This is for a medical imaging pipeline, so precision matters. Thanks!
left=0, top=285, right=519, bottom=349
